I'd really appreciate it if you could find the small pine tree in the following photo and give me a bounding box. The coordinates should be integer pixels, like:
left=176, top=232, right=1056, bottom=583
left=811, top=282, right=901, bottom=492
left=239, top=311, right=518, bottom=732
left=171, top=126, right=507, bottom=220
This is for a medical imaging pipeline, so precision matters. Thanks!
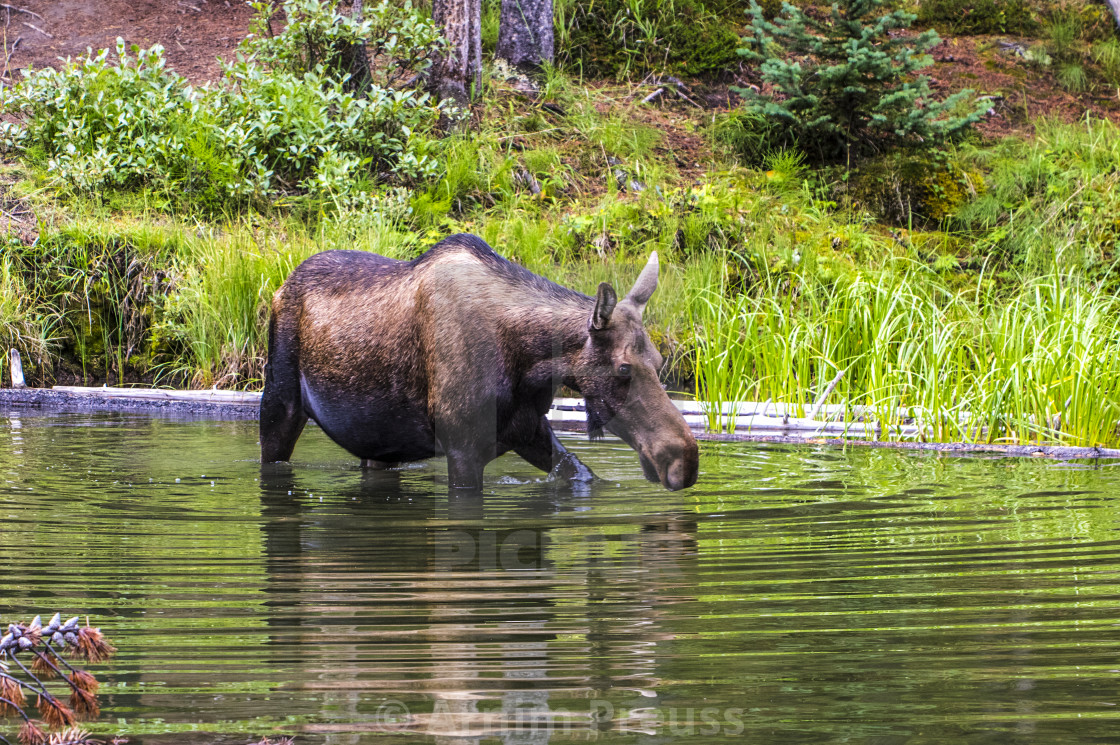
left=736, top=0, right=985, bottom=163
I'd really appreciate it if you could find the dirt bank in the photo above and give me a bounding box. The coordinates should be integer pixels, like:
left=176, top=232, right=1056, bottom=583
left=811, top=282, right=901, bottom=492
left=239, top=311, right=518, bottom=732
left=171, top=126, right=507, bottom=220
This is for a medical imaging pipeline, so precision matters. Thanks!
left=4, top=0, right=252, bottom=83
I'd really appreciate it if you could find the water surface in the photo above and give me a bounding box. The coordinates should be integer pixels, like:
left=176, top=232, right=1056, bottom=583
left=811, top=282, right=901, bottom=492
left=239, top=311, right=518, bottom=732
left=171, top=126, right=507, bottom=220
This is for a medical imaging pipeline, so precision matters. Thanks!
left=3, top=410, right=1120, bottom=743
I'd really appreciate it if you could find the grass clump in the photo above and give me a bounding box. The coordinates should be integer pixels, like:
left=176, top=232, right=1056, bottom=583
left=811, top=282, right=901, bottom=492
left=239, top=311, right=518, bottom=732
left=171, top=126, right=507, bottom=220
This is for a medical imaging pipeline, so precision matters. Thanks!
left=1014, top=3, right=1120, bottom=93
left=951, top=116, right=1120, bottom=277
left=916, top=0, right=1038, bottom=35
left=5, top=221, right=185, bottom=386
left=0, top=251, right=56, bottom=380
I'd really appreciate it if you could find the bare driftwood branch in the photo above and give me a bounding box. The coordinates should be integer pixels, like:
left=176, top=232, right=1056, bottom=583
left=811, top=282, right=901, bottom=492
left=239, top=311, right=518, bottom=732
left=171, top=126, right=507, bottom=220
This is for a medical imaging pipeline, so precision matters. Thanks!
left=2, top=36, right=21, bottom=78
left=0, top=4, right=40, bottom=20
left=673, top=88, right=702, bottom=108
left=20, top=20, right=49, bottom=38
left=638, top=76, right=702, bottom=108
left=809, top=369, right=845, bottom=421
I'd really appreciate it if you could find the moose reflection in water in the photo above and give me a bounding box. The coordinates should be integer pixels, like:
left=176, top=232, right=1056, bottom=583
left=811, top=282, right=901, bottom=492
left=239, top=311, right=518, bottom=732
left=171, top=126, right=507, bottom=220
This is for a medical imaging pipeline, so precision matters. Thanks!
left=260, top=234, right=698, bottom=491
left=259, top=465, right=699, bottom=743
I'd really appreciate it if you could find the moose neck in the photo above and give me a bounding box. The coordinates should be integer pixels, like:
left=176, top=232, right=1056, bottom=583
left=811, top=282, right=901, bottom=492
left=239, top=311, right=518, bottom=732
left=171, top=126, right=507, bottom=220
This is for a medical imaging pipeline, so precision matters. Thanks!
left=516, top=297, right=594, bottom=392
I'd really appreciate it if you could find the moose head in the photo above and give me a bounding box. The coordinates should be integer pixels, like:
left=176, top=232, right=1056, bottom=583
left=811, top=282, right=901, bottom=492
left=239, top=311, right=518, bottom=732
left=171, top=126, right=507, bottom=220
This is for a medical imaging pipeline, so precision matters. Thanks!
left=568, top=253, right=700, bottom=491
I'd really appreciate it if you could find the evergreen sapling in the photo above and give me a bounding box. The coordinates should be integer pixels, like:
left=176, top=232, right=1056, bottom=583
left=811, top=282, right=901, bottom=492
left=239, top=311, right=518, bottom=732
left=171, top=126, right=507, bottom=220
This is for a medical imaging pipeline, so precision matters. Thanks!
left=736, top=0, right=986, bottom=163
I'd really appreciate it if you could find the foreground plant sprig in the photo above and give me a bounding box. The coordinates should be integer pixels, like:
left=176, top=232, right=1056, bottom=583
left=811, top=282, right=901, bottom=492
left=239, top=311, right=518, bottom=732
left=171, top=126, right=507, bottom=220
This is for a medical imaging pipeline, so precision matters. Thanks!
left=0, top=614, right=116, bottom=745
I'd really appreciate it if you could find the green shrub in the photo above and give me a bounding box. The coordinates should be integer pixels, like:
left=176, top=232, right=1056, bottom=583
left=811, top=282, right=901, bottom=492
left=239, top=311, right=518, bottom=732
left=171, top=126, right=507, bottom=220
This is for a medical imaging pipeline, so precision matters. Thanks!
left=846, top=151, right=983, bottom=226
left=736, top=0, right=985, bottom=163
left=244, top=0, right=444, bottom=87
left=0, top=1, right=448, bottom=212
left=916, top=0, right=1038, bottom=35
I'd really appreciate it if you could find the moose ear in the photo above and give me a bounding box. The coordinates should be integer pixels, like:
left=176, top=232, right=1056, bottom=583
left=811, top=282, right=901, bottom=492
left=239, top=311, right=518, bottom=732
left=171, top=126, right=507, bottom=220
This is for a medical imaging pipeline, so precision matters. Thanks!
left=625, top=252, right=659, bottom=312
left=590, top=282, right=617, bottom=331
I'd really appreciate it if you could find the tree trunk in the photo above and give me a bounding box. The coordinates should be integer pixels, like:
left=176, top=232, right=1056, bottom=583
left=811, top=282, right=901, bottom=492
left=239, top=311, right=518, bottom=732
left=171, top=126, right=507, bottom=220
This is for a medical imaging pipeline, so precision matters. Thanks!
left=431, top=0, right=483, bottom=106
left=496, top=0, right=554, bottom=71
left=330, top=0, right=373, bottom=96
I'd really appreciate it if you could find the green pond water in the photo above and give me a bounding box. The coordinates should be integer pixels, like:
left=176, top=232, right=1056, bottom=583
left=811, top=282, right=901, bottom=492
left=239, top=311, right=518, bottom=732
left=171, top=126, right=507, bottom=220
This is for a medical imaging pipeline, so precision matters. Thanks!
left=3, top=410, right=1120, bottom=744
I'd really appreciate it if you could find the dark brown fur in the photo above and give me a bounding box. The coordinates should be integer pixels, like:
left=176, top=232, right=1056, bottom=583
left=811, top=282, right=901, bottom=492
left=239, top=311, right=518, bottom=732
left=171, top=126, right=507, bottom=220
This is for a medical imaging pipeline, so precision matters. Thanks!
left=260, top=234, right=698, bottom=490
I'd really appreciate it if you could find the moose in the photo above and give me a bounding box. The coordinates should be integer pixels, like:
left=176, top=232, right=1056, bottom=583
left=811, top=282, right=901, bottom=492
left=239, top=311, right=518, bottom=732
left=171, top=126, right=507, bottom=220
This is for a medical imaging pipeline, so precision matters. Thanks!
left=260, top=233, right=699, bottom=491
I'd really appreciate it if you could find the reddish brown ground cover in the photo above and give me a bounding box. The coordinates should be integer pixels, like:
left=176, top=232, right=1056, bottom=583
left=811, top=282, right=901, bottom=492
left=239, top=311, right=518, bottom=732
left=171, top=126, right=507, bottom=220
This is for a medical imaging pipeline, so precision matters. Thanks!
left=4, top=0, right=252, bottom=83
left=927, top=34, right=1120, bottom=136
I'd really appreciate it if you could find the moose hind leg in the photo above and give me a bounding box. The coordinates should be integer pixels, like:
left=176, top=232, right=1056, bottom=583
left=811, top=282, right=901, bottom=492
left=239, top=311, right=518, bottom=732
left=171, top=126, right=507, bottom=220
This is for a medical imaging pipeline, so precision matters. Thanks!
left=515, top=416, right=595, bottom=483
left=260, top=380, right=308, bottom=462
left=260, top=317, right=308, bottom=463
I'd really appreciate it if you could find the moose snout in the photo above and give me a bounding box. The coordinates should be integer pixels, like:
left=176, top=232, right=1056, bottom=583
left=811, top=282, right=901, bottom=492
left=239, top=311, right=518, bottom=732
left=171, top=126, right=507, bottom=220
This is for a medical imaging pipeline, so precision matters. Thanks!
left=661, top=439, right=699, bottom=491
left=639, top=437, right=699, bottom=491
left=664, top=451, right=699, bottom=491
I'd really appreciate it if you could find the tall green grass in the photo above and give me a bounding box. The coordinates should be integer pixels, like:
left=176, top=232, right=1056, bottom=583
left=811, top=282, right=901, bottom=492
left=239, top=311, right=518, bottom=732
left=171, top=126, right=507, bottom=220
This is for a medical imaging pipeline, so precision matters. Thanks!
left=691, top=267, right=1120, bottom=446
left=0, top=255, right=56, bottom=376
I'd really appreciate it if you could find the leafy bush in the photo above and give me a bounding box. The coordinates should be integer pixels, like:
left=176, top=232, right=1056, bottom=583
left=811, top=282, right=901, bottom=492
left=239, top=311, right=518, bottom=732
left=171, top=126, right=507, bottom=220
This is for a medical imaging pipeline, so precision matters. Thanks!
left=244, top=0, right=444, bottom=87
left=736, top=0, right=985, bottom=163
left=0, top=1, right=448, bottom=211
left=916, top=0, right=1038, bottom=36
left=0, top=44, right=196, bottom=191
left=557, top=0, right=744, bottom=78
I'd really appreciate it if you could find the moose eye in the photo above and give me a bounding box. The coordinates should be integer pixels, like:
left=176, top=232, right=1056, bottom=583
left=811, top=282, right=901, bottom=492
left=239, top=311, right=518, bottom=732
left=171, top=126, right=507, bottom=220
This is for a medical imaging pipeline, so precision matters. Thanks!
left=617, top=363, right=632, bottom=378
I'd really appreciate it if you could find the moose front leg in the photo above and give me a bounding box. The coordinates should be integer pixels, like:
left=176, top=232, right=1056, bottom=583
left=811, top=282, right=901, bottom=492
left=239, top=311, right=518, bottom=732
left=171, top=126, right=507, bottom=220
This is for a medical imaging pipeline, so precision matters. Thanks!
left=514, top=416, right=595, bottom=483
left=445, top=447, right=487, bottom=491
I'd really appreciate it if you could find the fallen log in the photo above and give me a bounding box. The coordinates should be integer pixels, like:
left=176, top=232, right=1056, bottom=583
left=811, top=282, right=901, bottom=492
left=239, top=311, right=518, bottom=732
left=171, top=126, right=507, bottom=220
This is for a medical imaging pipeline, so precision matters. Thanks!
left=1, top=387, right=1117, bottom=460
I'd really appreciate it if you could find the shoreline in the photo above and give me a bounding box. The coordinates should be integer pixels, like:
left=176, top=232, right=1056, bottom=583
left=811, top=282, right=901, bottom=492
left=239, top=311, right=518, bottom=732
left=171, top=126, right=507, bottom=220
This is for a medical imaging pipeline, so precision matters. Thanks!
left=3, top=387, right=1119, bottom=461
